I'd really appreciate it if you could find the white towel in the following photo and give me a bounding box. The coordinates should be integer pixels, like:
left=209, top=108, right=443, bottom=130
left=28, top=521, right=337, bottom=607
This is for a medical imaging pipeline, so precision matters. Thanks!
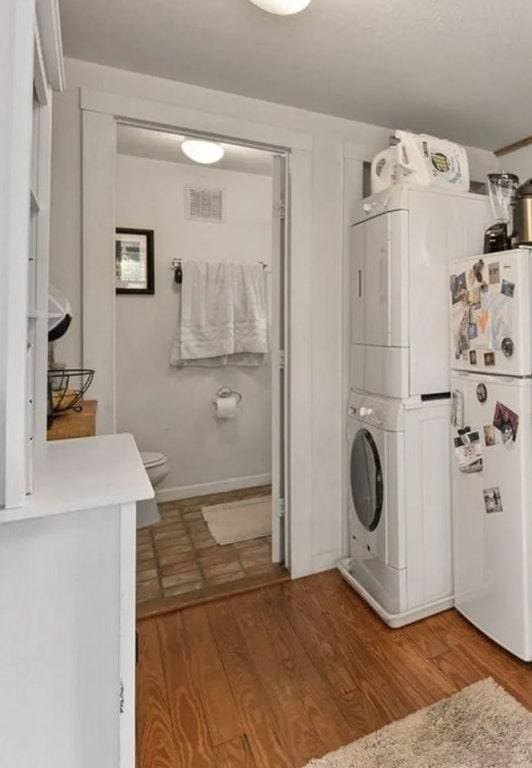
left=170, top=261, right=268, bottom=367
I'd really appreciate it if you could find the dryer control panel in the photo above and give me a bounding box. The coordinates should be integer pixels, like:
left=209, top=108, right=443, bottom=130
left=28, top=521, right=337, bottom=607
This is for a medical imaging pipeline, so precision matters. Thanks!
left=348, top=391, right=410, bottom=432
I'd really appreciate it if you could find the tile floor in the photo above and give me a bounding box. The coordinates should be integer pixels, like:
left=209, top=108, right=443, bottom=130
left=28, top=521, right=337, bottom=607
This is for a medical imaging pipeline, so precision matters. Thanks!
left=136, top=485, right=280, bottom=606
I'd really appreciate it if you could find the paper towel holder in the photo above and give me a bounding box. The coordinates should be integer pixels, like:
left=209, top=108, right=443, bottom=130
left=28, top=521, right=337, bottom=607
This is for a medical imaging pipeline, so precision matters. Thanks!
left=212, top=386, right=242, bottom=408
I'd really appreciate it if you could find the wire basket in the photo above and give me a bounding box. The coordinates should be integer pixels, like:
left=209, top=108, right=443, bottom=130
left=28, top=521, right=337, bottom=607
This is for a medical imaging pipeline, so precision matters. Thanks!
left=48, top=368, right=95, bottom=417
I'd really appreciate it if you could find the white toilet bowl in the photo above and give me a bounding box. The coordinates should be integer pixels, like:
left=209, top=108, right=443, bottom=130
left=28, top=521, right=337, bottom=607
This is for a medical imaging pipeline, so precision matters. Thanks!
left=138, top=451, right=168, bottom=529
left=141, top=451, right=169, bottom=489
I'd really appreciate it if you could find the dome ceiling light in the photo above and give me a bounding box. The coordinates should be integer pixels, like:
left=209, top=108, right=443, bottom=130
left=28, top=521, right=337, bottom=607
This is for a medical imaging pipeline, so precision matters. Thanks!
left=181, top=139, right=225, bottom=165
left=248, top=0, right=311, bottom=15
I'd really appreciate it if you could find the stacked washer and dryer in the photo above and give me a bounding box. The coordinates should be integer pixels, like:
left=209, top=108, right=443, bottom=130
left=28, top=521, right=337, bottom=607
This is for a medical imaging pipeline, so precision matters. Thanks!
left=339, top=161, right=492, bottom=627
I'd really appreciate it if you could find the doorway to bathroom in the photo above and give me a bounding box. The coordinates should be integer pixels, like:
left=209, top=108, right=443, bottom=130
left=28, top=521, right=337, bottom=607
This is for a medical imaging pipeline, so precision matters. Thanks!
left=112, top=123, right=290, bottom=614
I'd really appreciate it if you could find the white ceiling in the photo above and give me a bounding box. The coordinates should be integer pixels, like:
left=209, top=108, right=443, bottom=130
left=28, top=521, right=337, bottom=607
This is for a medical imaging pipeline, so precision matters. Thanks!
left=59, top=0, right=532, bottom=150
left=116, top=124, right=274, bottom=176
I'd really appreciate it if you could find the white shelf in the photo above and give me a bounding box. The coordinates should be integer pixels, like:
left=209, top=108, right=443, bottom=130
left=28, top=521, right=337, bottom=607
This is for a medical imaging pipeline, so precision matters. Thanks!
left=0, top=433, right=153, bottom=524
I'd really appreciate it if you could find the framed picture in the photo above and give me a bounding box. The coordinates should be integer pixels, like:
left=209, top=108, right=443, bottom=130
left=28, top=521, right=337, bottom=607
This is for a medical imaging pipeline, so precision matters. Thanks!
left=115, top=228, right=154, bottom=294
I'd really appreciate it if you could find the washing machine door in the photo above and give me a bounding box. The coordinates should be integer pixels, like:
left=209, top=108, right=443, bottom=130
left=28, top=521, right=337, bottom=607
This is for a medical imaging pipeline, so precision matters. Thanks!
left=350, top=427, right=384, bottom=534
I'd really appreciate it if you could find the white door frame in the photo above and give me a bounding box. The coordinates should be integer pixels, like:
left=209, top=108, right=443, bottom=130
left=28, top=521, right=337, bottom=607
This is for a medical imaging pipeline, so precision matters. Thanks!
left=81, top=87, right=313, bottom=577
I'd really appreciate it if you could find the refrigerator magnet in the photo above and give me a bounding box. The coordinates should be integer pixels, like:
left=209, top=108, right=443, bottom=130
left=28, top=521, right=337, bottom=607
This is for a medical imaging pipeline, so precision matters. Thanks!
left=483, top=424, right=496, bottom=446
left=468, top=323, right=478, bottom=340
left=483, top=486, right=503, bottom=514
left=469, top=350, right=477, bottom=365
left=501, top=337, right=514, bottom=358
left=493, top=401, right=519, bottom=443
left=476, top=383, right=488, bottom=403
left=454, top=431, right=483, bottom=473
left=451, top=272, right=467, bottom=304
left=473, top=259, right=484, bottom=284
left=484, top=351, right=496, bottom=366
left=501, top=279, right=515, bottom=298
left=468, top=287, right=481, bottom=307
left=489, top=262, right=500, bottom=284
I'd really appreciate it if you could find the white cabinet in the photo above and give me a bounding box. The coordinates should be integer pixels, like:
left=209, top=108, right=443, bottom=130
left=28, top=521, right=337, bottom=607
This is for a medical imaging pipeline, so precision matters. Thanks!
left=0, top=434, right=153, bottom=768
left=0, top=0, right=64, bottom=508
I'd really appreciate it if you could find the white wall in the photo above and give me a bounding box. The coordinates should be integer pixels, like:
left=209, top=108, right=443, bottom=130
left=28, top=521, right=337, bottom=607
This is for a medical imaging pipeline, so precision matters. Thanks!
left=49, top=57, right=498, bottom=576
left=498, top=145, right=532, bottom=181
left=115, top=154, right=272, bottom=496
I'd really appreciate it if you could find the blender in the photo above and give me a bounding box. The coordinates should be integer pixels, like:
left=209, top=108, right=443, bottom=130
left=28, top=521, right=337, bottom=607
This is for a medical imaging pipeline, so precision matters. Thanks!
left=484, top=172, right=519, bottom=253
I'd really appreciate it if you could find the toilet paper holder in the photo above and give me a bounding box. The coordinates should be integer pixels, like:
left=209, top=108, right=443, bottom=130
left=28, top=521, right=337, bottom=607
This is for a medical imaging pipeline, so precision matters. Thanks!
left=211, top=386, right=242, bottom=408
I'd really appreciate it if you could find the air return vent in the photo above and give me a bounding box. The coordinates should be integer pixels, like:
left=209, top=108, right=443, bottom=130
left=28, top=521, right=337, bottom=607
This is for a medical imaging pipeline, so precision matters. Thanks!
left=184, top=186, right=225, bottom=222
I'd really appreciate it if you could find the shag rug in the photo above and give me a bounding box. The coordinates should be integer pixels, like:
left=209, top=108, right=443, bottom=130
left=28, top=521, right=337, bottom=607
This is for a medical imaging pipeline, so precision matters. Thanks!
left=202, top=496, right=272, bottom=545
left=304, top=678, right=532, bottom=768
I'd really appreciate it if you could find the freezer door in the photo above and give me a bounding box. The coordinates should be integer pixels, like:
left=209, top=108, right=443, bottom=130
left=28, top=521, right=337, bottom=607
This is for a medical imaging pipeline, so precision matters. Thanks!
left=450, top=249, right=532, bottom=376
left=350, top=210, right=409, bottom=348
left=450, top=371, right=531, bottom=660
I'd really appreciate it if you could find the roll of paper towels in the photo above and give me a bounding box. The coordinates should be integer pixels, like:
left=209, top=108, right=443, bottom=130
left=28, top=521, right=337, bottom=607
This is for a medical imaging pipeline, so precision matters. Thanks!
left=215, top=394, right=238, bottom=419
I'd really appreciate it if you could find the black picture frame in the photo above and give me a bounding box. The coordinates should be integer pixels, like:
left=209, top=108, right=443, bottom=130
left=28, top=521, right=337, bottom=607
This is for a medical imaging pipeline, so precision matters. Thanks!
left=115, top=228, right=155, bottom=295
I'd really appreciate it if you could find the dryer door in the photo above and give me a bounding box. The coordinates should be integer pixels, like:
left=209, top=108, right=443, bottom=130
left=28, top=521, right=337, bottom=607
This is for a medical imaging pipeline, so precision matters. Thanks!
left=350, top=210, right=408, bottom=348
left=350, top=427, right=384, bottom=536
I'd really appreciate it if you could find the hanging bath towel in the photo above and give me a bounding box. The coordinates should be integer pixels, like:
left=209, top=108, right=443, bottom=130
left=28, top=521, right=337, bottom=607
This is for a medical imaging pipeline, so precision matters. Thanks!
left=170, top=261, right=268, bottom=367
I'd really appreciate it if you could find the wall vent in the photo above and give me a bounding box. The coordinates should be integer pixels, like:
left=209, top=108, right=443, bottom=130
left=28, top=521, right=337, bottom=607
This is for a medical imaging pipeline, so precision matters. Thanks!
left=185, top=186, right=225, bottom=222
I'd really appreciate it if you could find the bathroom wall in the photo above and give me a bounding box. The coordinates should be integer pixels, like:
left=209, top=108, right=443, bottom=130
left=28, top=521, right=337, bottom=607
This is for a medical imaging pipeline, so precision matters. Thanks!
left=115, top=154, right=272, bottom=498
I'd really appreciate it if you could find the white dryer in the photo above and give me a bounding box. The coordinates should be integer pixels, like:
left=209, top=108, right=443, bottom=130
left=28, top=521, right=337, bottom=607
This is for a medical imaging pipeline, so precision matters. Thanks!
left=339, top=389, right=454, bottom=627
left=349, top=184, right=491, bottom=398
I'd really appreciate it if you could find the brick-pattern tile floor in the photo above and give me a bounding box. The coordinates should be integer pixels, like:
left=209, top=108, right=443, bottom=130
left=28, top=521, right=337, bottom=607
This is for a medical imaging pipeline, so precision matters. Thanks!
left=136, top=486, right=276, bottom=605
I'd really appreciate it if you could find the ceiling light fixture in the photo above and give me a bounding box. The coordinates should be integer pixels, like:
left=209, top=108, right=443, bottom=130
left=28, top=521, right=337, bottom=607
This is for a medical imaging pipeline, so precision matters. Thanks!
left=248, top=0, right=311, bottom=15
left=181, top=139, right=225, bottom=165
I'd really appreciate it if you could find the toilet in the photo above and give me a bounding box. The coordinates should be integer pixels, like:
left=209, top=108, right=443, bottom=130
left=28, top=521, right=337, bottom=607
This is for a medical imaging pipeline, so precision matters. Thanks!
left=137, top=451, right=168, bottom=528
left=141, top=451, right=169, bottom=488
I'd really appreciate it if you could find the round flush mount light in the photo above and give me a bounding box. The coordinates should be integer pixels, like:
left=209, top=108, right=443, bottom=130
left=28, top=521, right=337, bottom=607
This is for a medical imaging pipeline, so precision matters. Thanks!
left=181, top=139, right=225, bottom=165
left=248, top=0, right=311, bottom=15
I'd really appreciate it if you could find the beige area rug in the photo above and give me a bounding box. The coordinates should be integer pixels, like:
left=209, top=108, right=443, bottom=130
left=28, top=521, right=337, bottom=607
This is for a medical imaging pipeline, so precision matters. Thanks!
left=202, top=496, right=272, bottom=545
left=305, top=679, right=532, bottom=768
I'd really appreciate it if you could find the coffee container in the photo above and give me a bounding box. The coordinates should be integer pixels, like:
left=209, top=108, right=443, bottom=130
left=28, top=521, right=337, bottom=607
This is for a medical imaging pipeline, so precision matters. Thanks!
left=514, top=179, right=532, bottom=245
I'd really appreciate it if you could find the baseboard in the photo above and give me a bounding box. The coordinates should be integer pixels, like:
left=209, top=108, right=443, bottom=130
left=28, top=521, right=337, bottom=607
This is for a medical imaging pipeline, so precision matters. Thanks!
left=155, top=473, right=272, bottom=503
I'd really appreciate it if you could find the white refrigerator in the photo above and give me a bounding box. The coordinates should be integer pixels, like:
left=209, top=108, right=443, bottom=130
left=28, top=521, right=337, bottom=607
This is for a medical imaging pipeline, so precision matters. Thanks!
left=449, top=247, right=532, bottom=661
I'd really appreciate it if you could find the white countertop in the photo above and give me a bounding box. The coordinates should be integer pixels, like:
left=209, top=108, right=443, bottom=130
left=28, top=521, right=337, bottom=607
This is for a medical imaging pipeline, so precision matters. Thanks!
left=0, top=433, right=154, bottom=524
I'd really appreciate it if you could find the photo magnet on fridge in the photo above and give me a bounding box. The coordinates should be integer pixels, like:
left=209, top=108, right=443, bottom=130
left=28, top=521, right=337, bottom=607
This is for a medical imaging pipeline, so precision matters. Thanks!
left=483, top=486, right=503, bottom=514
left=493, top=401, right=519, bottom=443
left=454, top=430, right=483, bottom=473
left=472, top=259, right=484, bottom=284
left=469, top=350, right=477, bottom=365
left=501, top=279, right=515, bottom=298
left=483, top=424, right=497, bottom=446
left=489, top=262, right=500, bottom=284
left=450, top=272, right=467, bottom=304
left=484, top=351, right=496, bottom=366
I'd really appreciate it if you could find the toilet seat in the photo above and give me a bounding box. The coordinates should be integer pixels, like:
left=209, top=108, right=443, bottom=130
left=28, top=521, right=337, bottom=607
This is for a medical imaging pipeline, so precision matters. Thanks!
left=140, top=451, right=167, bottom=469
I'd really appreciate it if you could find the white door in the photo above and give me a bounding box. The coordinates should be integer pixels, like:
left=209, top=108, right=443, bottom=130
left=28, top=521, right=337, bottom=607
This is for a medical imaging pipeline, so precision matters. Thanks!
left=450, top=248, right=532, bottom=377
left=350, top=210, right=409, bottom=348
left=271, top=154, right=289, bottom=565
left=451, top=371, right=532, bottom=660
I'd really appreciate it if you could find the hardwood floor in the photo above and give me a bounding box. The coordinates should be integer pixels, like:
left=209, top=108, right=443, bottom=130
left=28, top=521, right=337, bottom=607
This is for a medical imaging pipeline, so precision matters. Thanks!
left=136, top=569, right=531, bottom=768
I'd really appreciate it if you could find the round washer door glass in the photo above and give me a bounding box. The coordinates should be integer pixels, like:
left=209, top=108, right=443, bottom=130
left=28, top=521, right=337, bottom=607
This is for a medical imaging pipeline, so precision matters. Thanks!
left=350, top=428, right=383, bottom=532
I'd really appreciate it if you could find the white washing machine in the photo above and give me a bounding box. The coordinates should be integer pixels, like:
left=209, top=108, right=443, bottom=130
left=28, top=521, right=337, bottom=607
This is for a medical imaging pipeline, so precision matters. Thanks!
left=338, top=390, right=454, bottom=627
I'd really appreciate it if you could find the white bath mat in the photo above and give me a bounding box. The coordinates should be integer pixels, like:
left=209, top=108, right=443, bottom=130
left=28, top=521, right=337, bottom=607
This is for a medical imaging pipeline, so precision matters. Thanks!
left=202, top=496, right=272, bottom=545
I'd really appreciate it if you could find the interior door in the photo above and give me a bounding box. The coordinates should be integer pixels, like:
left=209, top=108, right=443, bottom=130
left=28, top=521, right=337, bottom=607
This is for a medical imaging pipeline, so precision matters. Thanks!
left=271, top=153, right=289, bottom=565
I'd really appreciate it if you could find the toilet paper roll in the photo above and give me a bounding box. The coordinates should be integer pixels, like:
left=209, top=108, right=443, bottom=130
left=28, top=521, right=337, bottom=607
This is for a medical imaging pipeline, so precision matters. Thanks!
left=215, top=394, right=238, bottom=419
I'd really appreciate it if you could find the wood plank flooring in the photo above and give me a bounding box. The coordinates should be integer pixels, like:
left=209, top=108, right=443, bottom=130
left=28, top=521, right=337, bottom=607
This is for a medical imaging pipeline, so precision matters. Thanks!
left=136, top=569, right=531, bottom=768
